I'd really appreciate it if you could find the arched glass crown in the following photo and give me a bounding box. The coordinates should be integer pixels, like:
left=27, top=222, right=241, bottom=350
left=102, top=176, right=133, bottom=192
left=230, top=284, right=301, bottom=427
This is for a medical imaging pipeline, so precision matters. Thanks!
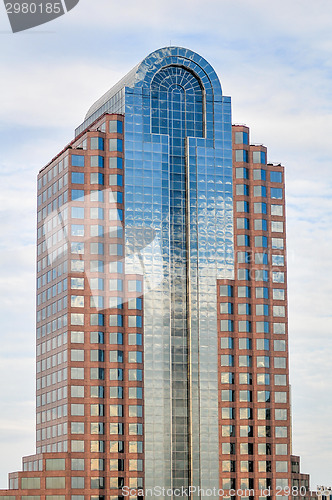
left=151, top=65, right=204, bottom=138
left=77, top=46, right=224, bottom=135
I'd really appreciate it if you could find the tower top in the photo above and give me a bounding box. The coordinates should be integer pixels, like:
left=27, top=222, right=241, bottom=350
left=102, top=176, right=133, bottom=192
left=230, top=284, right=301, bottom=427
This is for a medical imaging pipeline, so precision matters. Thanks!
left=84, top=46, right=223, bottom=121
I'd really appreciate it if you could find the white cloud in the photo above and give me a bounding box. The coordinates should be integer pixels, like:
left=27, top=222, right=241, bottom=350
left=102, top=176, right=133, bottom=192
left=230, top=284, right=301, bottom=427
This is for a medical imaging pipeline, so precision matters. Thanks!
left=61, top=0, right=332, bottom=40
left=0, top=63, right=124, bottom=129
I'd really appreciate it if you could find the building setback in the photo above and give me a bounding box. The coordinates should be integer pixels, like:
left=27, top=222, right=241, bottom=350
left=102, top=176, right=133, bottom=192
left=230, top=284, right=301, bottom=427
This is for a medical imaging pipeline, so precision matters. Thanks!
left=0, top=47, right=313, bottom=500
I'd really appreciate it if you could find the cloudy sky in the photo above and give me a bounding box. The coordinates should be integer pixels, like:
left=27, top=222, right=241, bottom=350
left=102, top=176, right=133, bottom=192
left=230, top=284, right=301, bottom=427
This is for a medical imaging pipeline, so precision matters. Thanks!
left=0, top=0, right=331, bottom=490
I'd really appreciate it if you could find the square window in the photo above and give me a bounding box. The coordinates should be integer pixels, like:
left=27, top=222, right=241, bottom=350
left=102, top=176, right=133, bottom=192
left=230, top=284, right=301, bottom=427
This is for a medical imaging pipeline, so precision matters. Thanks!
left=71, top=477, right=85, bottom=489
left=257, top=356, right=269, bottom=368
left=128, top=368, right=142, bottom=381
left=239, top=338, right=252, bottom=350
left=72, top=155, right=85, bottom=167
left=253, top=151, right=266, bottom=164
left=72, top=172, right=84, bottom=184
left=235, top=150, right=248, bottom=162
left=238, top=286, right=251, bottom=298
left=237, top=251, right=251, bottom=265
left=109, top=157, right=123, bottom=169
left=220, top=337, right=234, bottom=349
left=236, top=167, right=249, bottom=179
left=71, top=207, right=84, bottom=219
left=274, top=357, right=287, bottom=369
left=273, top=305, right=286, bottom=318
left=253, top=185, right=267, bottom=197
left=273, top=322, right=286, bottom=334
left=72, top=189, right=84, bottom=201
left=274, top=339, right=286, bottom=351
left=109, top=174, right=123, bottom=187
left=91, top=422, right=104, bottom=435
left=90, top=243, right=104, bottom=255
left=90, top=207, right=104, bottom=220
left=90, top=190, right=104, bottom=202
left=256, top=304, right=269, bottom=316
left=236, top=200, right=249, bottom=213
left=222, top=459, right=236, bottom=472
left=254, top=219, right=267, bottom=231
left=219, top=285, right=233, bottom=297
left=90, top=137, right=104, bottom=151
left=272, top=238, right=284, bottom=249
left=255, top=252, right=268, bottom=265
left=239, top=372, right=252, bottom=385
left=109, top=139, right=123, bottom=152
left=71, top=277, right=84, bottom=289
left=272, top=271, right=285, bottom=283
left=239, top=355, right=252, bottom=367
left=71, top=295, right=84, bottom=308
left=255, top=269, right=268, bottom=282
left=273, top=288, right=285, bottom=300
left=275, top=409, right=287, bottom=420
left=90, top=331, right=104, bottom=344
left=220, top=355, right=234, bottom=367
left=90, top=313, right=104, bottom=326
left=271, top=204, right=283, bottom=216
left=257, top=373, right=270, bottom=385
left=129, top=387, right=143, bottom=399
left=275, top=392, right=287, bottom=403
left=220, top=319, right=233, bottom=332
left=91, top=173, right=104, bottom=185
left=236, top=184, right=249, bottom=196
left=221, top=372, right=234, bottom=384
left=237, top=234, right=250, bottom=247
left=239, top=407, right=252, bottom=420
left=71, top=458, right=85, bottom=471
left=274, top=373, right=287, bottom=385
left=239, top=390, right=252, bottom=402
left=256, top=338, right=269, bottom=350
left=71, top=224, right=85, bottom=237
left=221, top=407, right=234, bottom=419
left=221, top=301, right=234, bottom=316
left=271, top=187, right=283, bottom=199
left=109, top=350, right=123, bottom=363
left=238, top=303, right=250, bottom=315
left=257, top=408, right=271, bottom=420
left=253, top=169, right=266, bottom=180
left=254, top=235, right=268, bottom=248
left=234, top=131, right=248, bottom=145
left=276, top=461, right=288, bottom=472
left=90, top=155, right=104, bottom=167
left=272, top=254, right=284, bottom=266
left=257, top=390, right=270, bottom=403
left=270, top=171, right=282, bottom=183
left=237, top=269, right=250, bottom=281
left=254, top=202, right=267, bottom=214
left=237, top=217, right=250, bottom=229
left=238, top=320, right=251, bottom=333
left=109, top=120, right=123, bottom=134
left=271, top=221, right=284, bottom=232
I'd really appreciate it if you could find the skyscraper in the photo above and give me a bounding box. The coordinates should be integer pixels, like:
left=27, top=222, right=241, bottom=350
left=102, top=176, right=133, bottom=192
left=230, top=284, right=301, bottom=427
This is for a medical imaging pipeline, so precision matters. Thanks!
left=0, top=46, right=313, bottom=500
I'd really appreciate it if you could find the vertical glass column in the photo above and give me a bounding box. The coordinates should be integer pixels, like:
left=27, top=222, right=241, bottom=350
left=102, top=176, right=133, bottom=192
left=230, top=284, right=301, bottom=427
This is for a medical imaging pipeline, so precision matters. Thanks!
left=121, top=48, right=234, bottom=499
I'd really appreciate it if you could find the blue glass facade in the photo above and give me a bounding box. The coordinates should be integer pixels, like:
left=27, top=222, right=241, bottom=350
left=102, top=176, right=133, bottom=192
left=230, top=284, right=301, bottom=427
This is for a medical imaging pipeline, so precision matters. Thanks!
left=77, top=46, right=234, bottom=498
